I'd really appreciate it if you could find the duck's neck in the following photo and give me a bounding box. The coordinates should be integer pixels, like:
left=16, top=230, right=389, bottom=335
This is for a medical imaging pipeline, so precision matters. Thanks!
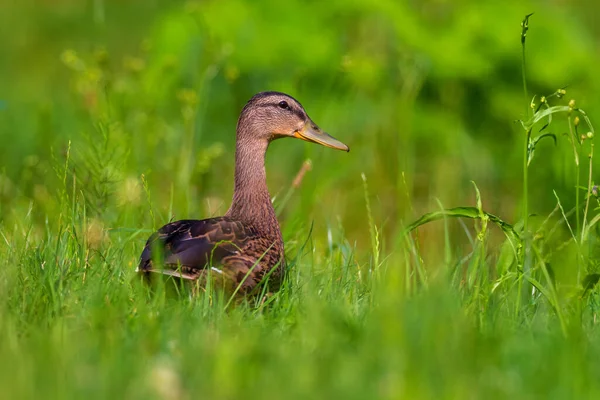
left=226, top=137, right=276, bottom=226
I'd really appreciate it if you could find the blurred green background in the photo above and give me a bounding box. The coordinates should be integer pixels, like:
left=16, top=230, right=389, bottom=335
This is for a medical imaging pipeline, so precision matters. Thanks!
left=2, top=0, right=599, bottom=250
left=2, top=1, right=600, bottom=398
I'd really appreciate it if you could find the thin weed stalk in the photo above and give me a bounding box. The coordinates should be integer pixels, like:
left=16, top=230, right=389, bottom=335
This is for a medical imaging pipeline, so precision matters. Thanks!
left=571, top=110, right=582, bottom=284
left=518, top=13, right=534, bottom=316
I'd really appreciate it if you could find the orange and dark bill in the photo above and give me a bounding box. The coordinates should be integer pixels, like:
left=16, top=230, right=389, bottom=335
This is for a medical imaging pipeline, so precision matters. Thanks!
left=294, top=120, right=349, bottom=152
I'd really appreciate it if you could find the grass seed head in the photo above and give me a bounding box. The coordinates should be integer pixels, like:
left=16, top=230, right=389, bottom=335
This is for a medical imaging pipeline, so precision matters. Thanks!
left=85, top=218, right=109, bottom=250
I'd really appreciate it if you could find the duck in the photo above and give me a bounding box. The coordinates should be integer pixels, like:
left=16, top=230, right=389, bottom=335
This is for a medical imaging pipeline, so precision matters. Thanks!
left=138, top=91, right=349, bottom=294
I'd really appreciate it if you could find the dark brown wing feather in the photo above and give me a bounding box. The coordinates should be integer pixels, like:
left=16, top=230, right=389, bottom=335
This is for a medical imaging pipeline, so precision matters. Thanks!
left=138, top=218, right=253, bottom=276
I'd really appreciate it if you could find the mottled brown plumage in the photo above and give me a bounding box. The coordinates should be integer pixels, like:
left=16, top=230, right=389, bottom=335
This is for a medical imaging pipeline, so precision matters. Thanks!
left=139, top=91, right=348, bottom=294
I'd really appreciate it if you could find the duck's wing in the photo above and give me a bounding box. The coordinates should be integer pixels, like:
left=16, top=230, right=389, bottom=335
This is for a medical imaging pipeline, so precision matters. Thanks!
left=138, top=218, right=252, bottom=279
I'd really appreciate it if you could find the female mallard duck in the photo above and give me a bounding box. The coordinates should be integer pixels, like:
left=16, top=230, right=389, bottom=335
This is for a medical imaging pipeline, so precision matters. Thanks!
left=139, top=91, right=348, bottom=294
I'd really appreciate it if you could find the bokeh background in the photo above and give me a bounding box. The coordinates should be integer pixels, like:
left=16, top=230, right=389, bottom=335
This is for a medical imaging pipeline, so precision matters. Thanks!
left=0, top=0, right=600, bottom=247
left=2, top=0, right=599, bottom=253
left=2, top=1, right=600, bottom=398
left=2, top=0, right=600, bottom=264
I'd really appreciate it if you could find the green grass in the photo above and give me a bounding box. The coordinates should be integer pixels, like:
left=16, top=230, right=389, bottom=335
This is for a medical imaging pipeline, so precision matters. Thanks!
left=3, top=1, right=600, bottom=399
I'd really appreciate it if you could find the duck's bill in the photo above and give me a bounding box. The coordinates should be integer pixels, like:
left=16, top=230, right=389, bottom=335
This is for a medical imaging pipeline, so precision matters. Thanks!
left=294, top=121, right=350, bottom=152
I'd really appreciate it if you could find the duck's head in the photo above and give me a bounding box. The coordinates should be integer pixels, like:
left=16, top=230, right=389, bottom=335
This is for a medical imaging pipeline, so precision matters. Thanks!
left=237, top=91, right=349, bottom=152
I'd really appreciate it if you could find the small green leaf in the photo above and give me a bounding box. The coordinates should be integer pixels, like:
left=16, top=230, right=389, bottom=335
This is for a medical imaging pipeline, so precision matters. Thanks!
left=527, top=132, right=557, bottom=165
left=521, top=105, right=570, bottom=131
left=578, top=109, right=596, bottom=134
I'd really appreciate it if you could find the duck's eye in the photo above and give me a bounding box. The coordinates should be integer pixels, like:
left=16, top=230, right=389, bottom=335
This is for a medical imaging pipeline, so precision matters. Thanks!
left=278, top=101, right=290, bottom=110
